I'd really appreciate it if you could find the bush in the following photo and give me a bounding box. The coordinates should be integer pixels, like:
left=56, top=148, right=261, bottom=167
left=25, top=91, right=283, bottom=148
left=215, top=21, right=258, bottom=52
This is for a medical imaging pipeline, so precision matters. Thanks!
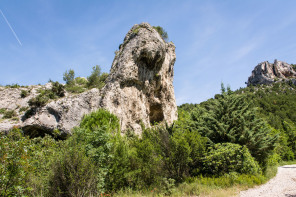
left=202, top=143, right=261, bottom=176
left=74, top=77, right=88, bottom=85
left=51, top=81, right=65, bottom=98
left=65, top=85, right=86, bottom=94
left=0, top=129, right=31, bottom=196
left=87, top=65, right=108, bottom=89
left=28, top=82, right=65, bottom=108
left=6, top=83, right=20, bottom=88
left=190, top=94, right=278, bottom=166
left=28, top=93, right=49, bottom=108
left=20, top=90, right=29, bottom=98
left=48, top=146, right=98, bottom=197
left=0, top=108, right=6, bottom=114
left=3, top=110, right=17, bottom=119
left=80, top=109, right=120, bottom=133
left=153, top=26, right=168, bottom=42
left=63, top=69, right=75, bottom=85
left=70, top=109, right=121, bottom=192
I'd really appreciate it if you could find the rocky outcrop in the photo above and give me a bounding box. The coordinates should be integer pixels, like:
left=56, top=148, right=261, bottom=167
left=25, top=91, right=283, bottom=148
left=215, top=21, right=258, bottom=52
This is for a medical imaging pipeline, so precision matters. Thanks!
left=0, top=22, right=178, bottom=136
left=22, top=88, right=101, bottom=137
left=247, top=60, right=296, bottom=86
left=100, top=23, right=177, bottom=134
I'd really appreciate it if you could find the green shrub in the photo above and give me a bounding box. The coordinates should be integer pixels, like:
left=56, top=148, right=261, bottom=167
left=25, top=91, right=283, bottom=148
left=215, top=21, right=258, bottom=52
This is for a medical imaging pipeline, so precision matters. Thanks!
left=74, top=77, right=88, bottom=85
left=0, top=128, right=31, bottom=196
left=51, top=81, right=65, bottom=97
left=20, top=90, right=29, bottom=98
left=28, top=93, right=49, bottom=108
left=19, top=106, right=29, bottom=113
left=190, top=94, right=278, bottom=166
left=168, top=128, right=192, bottom=181
left=3, top=110, right=17, bottom=119
left=80, top=109, right=120, bottom=133
left=202, top=143, right=261, bottom=176
left=153, top=26, right=168, bottom=42
left=0, top=108, right=6, bottom=114
left=65, top=85, right=86, bottom=94
left=63, top=69, right=75, bottom=85
left=28, top=82, right=65, bottom=108
left=48, top=146, right=98, bottom=197
left=26, top=135, right=64, bottom=196
left=87, top=65, right=108, bottom=89
left=105, top=133, right=132, bottom=191
left=69, top=109, right=121, bottom=192
left=6, top=83, right=20, bottom=88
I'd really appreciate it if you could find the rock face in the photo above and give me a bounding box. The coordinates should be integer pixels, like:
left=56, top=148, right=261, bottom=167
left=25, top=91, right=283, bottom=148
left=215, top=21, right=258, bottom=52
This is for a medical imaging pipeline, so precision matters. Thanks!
left=247, top=60, right=296, bottom=86
left=100, top=23, right=177, bottom=134
left=0, top=23, right=178, bottom=136
left=22, top=88, right=101, bottom=137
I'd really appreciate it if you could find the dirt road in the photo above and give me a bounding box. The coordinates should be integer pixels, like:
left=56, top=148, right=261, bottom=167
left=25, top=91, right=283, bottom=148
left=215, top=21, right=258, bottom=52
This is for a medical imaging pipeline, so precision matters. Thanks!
left=240, top=164, right=296, bottom=197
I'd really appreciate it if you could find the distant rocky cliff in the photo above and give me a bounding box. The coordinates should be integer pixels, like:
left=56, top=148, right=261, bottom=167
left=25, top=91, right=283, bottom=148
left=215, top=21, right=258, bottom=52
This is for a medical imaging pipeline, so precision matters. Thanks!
left=0, top=22, right=178, bottom=136
left=247, top=60, right=296, bottom=86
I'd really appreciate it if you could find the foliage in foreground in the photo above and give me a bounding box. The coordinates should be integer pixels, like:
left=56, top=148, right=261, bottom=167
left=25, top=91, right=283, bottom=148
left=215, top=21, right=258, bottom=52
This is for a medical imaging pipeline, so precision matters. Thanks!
left=0, top=107, right=278, bottom=196
left=2, top=82, right=296, bottom=196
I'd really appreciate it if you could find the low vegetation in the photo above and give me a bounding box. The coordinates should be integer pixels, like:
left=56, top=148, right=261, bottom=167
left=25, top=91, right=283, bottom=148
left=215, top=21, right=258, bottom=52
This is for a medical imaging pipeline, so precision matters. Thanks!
left=63, top=65, right=108, bottom=94
left=1, top=79, right=296, bottom=196
left=28, top=81, right=65, bottom=108
left=153, top=26, right=169, bottom=42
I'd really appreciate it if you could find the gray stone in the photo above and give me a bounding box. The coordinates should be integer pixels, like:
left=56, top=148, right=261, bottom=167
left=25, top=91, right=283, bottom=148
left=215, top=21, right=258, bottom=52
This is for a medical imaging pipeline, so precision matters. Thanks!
left=247, top=60, right=296, bottom=86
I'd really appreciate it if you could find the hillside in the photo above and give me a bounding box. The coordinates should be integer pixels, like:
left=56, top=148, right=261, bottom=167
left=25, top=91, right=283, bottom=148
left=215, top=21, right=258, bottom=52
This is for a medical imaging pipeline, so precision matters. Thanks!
left=180, top=81, right=296, bottom=162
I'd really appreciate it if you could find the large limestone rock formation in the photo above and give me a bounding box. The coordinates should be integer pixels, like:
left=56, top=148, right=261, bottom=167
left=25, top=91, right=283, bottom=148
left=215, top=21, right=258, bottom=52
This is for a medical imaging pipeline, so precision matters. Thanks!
left=100, top=23, right=177, bottom=133
left=247, top=60, right=296, bottom=86
left=0, top=22, right=177, bottom=136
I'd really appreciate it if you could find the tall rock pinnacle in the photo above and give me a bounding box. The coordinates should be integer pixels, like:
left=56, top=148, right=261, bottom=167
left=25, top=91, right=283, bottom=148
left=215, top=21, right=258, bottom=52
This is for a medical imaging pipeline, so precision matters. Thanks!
left=100, top=22, right=178, bottom=134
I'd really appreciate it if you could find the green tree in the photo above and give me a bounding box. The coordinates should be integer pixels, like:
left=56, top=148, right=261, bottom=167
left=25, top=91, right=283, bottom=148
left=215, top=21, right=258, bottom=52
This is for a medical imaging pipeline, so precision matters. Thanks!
left=48, top=145, right=98, bottom=197
left=0, top=129, right=31, bottom=196
left=190, top=94, right=278, bottom=166
left=153, top=26, right=168, bottom=42
left=63, top=69, right=75, bottom=85
left=202, top=143, right=261, bottom=176
left=87, top=65, right=102, bottom=88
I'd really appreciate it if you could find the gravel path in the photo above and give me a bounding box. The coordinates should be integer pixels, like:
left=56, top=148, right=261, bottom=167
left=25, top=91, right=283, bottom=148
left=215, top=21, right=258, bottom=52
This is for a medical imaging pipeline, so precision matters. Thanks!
left=240, top=164, right=296, bottom=197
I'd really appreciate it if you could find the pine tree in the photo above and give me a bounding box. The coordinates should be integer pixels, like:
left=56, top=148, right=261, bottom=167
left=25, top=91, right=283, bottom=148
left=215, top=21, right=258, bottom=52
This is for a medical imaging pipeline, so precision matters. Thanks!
left=190, top=93, right=278, bottom=165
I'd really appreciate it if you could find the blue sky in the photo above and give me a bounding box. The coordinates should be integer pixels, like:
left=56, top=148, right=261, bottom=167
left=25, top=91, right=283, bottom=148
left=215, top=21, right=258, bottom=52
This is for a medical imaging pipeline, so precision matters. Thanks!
left=1, top=0, right=296, bottom=105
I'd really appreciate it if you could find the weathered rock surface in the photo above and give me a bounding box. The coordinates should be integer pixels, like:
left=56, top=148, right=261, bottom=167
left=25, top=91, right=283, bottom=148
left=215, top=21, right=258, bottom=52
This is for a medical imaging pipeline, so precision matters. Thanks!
left=22, top=88, right=101, bottom=137
left=247, top=60, right=296, bottom=86
left=100, top=23, right=177, bottom=134
left=0, top=22, right=178, bottom=136
left=0, top=85, right=50, bottom=132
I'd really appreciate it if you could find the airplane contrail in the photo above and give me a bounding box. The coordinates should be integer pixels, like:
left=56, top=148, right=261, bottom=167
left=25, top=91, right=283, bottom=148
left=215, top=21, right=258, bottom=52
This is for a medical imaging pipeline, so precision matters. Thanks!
left=0, top=9, right=22, bottom=46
